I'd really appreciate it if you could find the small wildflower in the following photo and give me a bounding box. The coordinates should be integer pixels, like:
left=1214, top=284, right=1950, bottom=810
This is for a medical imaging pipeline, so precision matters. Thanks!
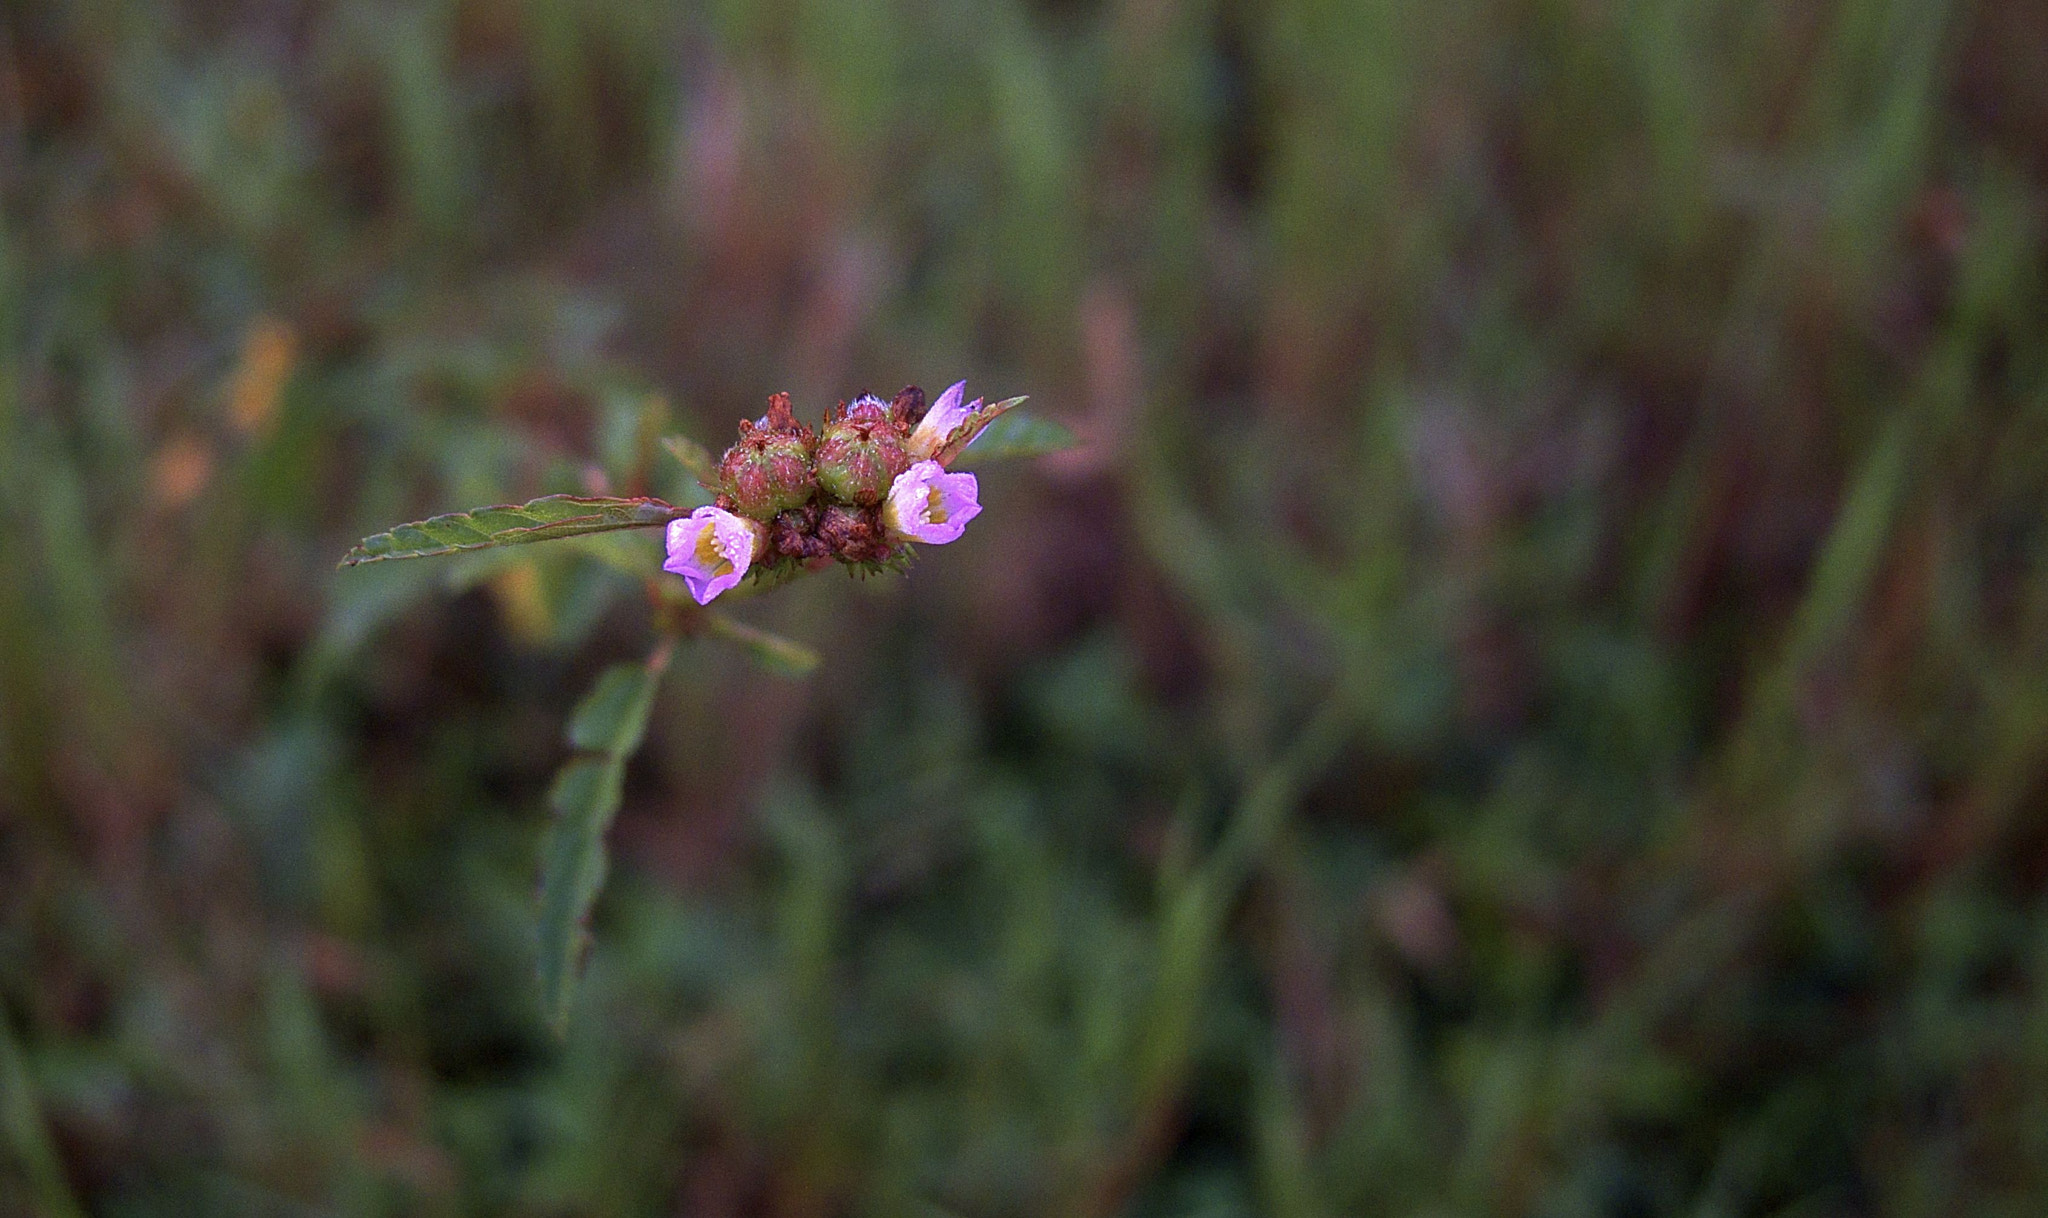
left=882, top=460, right=981, bottom=545
left=664, top=505, right=766, bottom=604
left=905, top=380, right=979, bottom=462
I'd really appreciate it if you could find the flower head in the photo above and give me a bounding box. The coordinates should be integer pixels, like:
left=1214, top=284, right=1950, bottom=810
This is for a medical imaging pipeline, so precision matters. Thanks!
left=905, top=380, right=981, bottom=462
left=881, top=460, right=981, bottom=545
left=664, top=505, right=766, bottom=604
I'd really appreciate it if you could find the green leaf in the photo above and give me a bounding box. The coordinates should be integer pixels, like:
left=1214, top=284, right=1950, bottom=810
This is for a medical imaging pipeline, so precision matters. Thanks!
left=661, top=435, right=721, bottom=485
left=933, top=395, right=1029, bottom=465
left=340, top=495, right=682, bottom=566
left=949, top=409, right=1076, bottom=465
left=535, top=758, right=621, bottom=1030
left=535, top=647, right=670, bottom=1032
left=703, top=611, right=821, bottom=676
left=567, top=663, right=665, bottom=751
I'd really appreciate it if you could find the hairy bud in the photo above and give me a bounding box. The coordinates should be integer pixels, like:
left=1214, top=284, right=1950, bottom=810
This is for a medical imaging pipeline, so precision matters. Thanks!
left=815, top=395, right=910, bottom=506
left=718, top=393, right=816, bottom=520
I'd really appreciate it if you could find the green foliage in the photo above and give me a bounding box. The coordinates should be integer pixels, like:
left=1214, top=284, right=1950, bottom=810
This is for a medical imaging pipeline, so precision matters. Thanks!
left=933, top=394, right=1030, bottom=465
left=950, top=408, right=1077, bottom=465
left=660, top=434, right=721, bottom=486
left=536, top=650, right=671, bottom=1033
left=340, top=495, right=682, bottom=565
left=6, top=0, right=2048, bottom=1215
left=0, top=1016, right=84, bottom=1218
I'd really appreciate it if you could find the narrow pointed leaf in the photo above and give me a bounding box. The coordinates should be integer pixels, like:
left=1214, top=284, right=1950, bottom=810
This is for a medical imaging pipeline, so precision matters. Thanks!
left=340, top=495, right=683, bottom=566
left=703, top=611, right=821, bottom=676
left=535, top=756, right=621, bottom=1027
left=535, top=646, right=670, bottom=1032
left=935, top=395, right=1029, bottom=465
left=948, top=410, right=1077, bottom=465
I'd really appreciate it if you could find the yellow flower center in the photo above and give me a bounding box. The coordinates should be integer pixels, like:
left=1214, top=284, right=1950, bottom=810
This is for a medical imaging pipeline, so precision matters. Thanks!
left=925, top=486, right=948, bottom=525
left=694, top=527, right=734, bottom=577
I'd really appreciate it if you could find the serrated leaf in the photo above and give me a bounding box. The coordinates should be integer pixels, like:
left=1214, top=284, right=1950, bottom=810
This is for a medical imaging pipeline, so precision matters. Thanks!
left=340, top=495, right=682, bottom=566
left=661, top=435, right=720, bottom=485
left=948, top=409, right=1076, bottom=465
left=535, top=648, right=670, bottom=1032
left=934, top=395, right=1029, bottom=465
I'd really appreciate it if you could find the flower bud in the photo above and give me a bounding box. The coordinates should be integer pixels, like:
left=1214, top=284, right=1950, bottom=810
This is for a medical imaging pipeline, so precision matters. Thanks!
left=815, top=395, right=909, bottom=505
left=718, top=393, right=816, bottom=520
left=769, top=504, right=833, bottom=561
left=888, top=384, right=925, bottom=428
left=817, top=503, right=888, bottom=563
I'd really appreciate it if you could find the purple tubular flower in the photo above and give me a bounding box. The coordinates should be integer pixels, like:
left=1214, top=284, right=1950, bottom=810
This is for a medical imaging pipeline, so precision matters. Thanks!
left=881, top=460, right=982, bottom=545
left=905, top=380, right=981, bottom=461
left=663, top=506, right=766, bottom=604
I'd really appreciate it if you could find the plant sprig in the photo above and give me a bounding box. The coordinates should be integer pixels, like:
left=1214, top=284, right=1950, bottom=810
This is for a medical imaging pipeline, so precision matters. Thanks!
left=341, top=386, right=1071, bottom=1029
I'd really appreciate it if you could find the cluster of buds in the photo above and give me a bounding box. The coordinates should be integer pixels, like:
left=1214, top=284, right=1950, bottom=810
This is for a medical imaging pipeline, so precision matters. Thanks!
left=663, top=381, right=990, bottom=604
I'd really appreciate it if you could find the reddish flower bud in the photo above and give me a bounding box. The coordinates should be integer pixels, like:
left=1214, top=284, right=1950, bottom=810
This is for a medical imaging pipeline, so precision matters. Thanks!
left=888, top=385, right=926, bottom=428
left=815, top=395, right=909, bottom=506
left=817, top=503, right=890, bottom=563
left=770, top=504, right=833, bottom=561
left=718, top=393, right=817, bottom=520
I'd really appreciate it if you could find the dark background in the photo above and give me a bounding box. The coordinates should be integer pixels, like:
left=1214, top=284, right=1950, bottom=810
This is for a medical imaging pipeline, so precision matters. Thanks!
left=4, top=1, right=2048, bottom=1214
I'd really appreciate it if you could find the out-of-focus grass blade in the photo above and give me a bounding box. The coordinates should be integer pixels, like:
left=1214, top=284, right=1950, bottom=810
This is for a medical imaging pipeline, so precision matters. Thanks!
left=340, top=495, right=682, bottom=566
left=535, top=645, right=671, bottom=1033
left=0, top=1013, right=85, bottom=1218
left=661, top=435, right=721, bottom=486
left=949, top=408, right=1075, bottom=465
left=703, top=611, right=821, bottom=676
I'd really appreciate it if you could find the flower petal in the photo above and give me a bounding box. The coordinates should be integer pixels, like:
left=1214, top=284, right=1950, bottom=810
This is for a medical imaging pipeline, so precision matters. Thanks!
left=906, top=380, right=976, bottom=460
left=663, top=506, right=763, bottom=603
left=882, top=460, right=981, bottom=545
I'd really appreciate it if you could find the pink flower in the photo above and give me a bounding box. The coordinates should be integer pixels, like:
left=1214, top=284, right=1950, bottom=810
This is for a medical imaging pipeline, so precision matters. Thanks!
left=881, top=460, right=981, bottom=545
left=663, top=506, right=765, bottom=604
left=905, top=380, right=981, bottom=461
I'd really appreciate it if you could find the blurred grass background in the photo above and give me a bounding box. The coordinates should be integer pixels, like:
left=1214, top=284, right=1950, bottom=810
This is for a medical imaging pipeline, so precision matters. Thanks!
left=3, top=0, right=2048, bottom=1214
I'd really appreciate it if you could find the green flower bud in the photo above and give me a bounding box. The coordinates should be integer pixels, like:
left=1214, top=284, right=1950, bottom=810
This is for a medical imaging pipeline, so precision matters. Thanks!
left=815, top=395, right=909, bottom=506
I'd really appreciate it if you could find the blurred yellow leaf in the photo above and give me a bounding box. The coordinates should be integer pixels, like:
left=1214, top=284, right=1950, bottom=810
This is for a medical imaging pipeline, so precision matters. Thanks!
left=227, top=316, right=299, bottom=436
left=489, top=560, right=551, bottom=644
